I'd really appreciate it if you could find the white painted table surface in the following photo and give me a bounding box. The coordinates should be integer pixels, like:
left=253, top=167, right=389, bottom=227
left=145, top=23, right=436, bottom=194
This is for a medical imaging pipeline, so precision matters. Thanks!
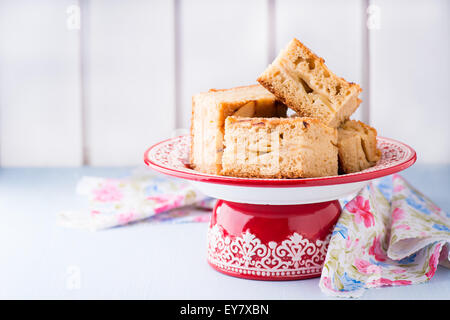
left=0, top=165, right=449, bottom=300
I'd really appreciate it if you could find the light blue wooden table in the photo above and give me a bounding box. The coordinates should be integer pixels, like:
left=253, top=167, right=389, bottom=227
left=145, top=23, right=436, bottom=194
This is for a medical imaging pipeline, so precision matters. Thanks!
left=0, top=165, right=449, bottom=299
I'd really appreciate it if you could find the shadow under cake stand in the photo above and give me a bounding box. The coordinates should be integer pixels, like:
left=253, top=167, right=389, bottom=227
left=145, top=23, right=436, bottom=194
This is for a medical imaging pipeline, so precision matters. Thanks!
left=144, top=135, right=416, bottom=281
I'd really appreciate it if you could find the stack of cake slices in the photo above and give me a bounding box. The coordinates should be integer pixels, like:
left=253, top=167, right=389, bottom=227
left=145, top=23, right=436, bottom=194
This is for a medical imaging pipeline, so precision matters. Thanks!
left=190, top=38, right=381, bottom=178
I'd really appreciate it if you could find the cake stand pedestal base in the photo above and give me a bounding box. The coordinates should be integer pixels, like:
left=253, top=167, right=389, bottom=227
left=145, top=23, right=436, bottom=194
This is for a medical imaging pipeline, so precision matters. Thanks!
left=207, top=200, right=341, bottom=281
left=145, top=135, right=417, bottom=280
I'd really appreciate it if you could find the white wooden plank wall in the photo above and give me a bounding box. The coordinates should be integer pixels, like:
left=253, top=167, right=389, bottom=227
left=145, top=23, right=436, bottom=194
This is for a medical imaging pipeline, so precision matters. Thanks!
left=0, top=0, right=448, bottom=166
left=0, top=0, right=82, bottom=166
left=83, top=0, right=175, bottom=166
left=369, top=0, right=450, bottom=164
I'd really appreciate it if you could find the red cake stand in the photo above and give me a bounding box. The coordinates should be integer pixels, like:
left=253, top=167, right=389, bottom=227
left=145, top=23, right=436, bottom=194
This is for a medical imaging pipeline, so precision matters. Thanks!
left=144, top=135, right=416, bottom=281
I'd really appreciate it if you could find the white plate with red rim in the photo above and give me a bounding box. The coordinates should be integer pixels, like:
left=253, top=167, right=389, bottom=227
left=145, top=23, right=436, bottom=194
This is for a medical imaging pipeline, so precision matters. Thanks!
left=144, top=135, right=416, bottom=205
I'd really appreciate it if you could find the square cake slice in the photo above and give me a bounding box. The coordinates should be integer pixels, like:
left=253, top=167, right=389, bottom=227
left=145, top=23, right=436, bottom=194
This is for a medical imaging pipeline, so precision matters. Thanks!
left=190, top=84, right=287, bottom=175
left=222, top=117, right=338, bottom=178
left=257, top=38, right=362, bottom=128
left=337, top=120, right=381, bottom=174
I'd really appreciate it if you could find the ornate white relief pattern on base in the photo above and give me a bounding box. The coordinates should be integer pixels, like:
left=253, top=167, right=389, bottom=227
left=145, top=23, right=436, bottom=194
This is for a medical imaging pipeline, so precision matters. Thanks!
left=207, top=224, right=331, bottom=278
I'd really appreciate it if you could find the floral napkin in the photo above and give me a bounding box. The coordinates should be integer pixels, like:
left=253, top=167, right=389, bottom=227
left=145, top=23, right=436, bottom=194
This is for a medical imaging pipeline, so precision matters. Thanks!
left=57, top=168, right=213, bottom=231
left=319, top=174, right=450, bottom=298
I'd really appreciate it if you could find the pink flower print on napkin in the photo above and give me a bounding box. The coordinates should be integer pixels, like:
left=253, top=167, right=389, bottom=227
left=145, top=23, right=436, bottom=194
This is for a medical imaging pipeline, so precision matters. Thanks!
left=346, top=196, right=375, bottom=228
left=147, top=194, right=185, bottom=214
left=425, top=244, right=442, bottom=279
left=391, top=208, right=411, bottom=230
left=93, top=181, right=123, bottom=202
left=390, top=268, right=407, bottom=274
left=391, top=208, right=404, bottom=224
left=321, top=276, right=334, bottom=291
left=345, top=236, right=360, bottom=249
left=393, top=184, right=405, bottom=192
left=118, top=212, right=135, bottom=225
left=369, top=235, right=387, bottom=262
left=354, top=258, right=382, bottom=275
left=345, top=236, right=352, bottom=249
left=368, top=278, right=412, bottom=287
left=192, top=215, right=210, bottom=223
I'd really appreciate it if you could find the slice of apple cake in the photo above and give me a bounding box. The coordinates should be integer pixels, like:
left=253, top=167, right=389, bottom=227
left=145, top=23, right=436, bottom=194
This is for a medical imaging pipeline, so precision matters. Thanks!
left=222, top=117, right=338, bottom=178
left=190, top=84, right=287, bottom=175
left=257, top=38, right=362, bottom=128
left=337, top=120, right=381, bottom=174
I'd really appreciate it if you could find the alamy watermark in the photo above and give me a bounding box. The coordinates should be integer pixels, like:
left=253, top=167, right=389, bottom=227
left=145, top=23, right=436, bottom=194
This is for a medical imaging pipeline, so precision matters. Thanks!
left=66, top=265, right=81, bottom=290
left=367, top=4, right=381, bottom=30
left=66, top=4, right=81, bottom=31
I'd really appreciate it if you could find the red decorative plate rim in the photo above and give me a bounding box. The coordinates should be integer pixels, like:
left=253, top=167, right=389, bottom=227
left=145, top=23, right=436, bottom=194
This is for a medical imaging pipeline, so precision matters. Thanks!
left=144, top=135, right=416, bottom=188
